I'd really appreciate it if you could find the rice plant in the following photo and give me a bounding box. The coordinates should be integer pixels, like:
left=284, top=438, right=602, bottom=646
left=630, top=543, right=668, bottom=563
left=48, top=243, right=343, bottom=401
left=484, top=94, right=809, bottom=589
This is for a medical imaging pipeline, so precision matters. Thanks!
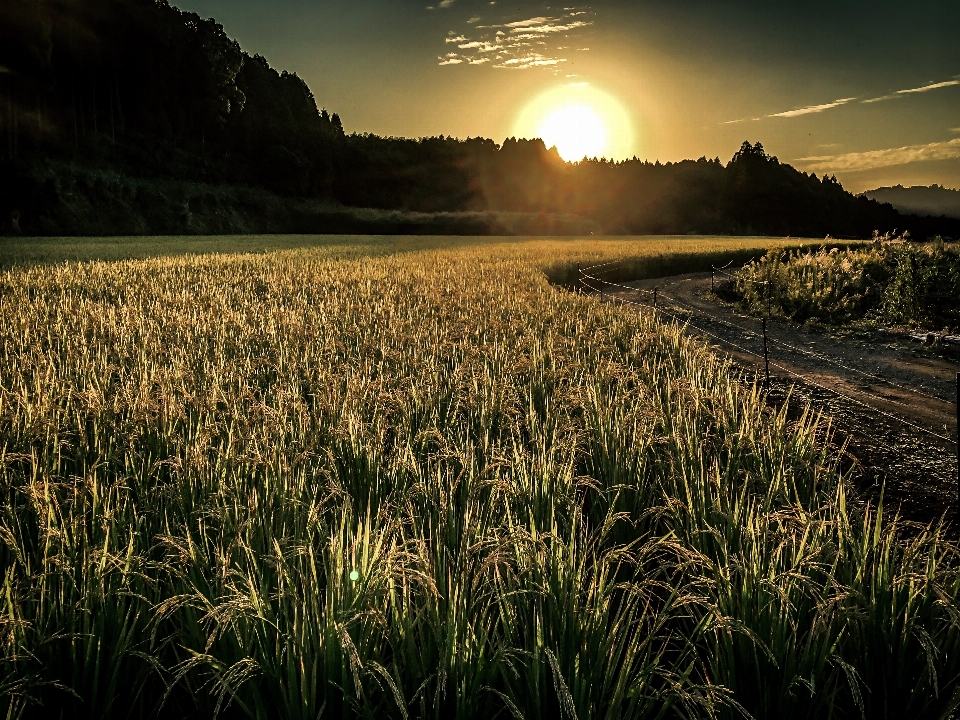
left=0, top=237, right=958, bottom=719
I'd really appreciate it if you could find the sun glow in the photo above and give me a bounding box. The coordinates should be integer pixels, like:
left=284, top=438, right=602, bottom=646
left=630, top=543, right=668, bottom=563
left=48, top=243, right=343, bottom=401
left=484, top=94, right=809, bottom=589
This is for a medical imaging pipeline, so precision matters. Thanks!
left=514, top=84, right=635, bottom=162
left=538, top=105, right=606, bottom=162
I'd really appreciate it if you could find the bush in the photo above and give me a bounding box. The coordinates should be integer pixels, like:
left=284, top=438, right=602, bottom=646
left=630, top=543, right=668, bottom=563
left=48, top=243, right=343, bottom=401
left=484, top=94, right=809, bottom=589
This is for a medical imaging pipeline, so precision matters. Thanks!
left=735, top=238, right=960, bottom=332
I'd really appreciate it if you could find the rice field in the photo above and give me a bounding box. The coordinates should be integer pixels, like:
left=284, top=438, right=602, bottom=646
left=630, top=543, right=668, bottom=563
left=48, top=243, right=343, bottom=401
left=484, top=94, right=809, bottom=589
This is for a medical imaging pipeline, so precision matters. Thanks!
left=1, top=236, right=958, bottom=719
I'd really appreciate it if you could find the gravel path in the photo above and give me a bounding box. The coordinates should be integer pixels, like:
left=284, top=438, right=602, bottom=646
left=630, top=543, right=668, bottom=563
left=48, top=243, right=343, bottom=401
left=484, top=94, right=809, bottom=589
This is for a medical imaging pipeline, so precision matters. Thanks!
left=598, top=271, right=960, bottom=524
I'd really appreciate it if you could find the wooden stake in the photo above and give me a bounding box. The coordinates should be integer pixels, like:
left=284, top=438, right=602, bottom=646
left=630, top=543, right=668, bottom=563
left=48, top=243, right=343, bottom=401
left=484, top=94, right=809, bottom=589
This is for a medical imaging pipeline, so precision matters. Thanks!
left=762, top=318, right=770, bottom=387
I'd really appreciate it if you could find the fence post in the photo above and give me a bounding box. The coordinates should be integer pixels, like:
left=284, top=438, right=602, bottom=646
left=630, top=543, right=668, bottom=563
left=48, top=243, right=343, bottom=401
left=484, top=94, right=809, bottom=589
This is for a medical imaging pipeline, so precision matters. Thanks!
left=653, top=288, right=658, bottom=308
left=956, top=372, right=959, bottom=511
left=577, top=262, right=581, bottom=293
left=711, top=270, right=715, bottom=293
left=762, top=318, right=770, bottom=387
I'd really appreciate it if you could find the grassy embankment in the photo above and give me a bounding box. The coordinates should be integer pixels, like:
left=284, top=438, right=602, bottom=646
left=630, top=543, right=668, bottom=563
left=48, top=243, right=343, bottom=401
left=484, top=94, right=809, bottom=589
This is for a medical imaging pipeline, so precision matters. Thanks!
left=734, top=238, right=960, bottom=333
left=1, top=235, right=958, bottom=719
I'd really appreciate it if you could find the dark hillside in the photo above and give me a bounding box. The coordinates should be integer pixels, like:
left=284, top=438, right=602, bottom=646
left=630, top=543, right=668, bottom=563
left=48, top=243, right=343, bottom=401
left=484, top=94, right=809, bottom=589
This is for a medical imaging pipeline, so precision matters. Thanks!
left=864, top=185, right=960, bottom=221
left=0, top=0, right=343, bottom=188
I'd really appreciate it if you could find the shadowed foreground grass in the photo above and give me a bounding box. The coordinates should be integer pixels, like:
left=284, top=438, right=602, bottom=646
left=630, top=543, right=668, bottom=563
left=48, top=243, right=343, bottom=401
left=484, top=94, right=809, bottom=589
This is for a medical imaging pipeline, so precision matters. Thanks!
left=0, top=236, right=957, bottom=719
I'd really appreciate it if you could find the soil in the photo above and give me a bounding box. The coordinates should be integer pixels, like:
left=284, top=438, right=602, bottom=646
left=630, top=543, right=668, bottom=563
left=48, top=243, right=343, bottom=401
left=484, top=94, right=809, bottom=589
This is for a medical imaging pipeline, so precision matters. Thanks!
left=600, top=271, right=960, bottom=526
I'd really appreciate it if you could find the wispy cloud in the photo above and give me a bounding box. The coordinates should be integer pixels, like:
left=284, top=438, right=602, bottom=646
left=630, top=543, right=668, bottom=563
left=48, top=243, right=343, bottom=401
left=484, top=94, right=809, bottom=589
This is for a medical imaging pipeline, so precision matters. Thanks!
left=769, top=97, right=857, bottom=118
left=899, top=79, right=960, bottom=94
left=797, top=138, right=960, bottom=173
left=497, top=53, right=566, bottom=69
left=436, top=7, right=591, bottom=69
left=721, top=97, right=855, bottom=125
left=504, top=17, right=549, bottom=28
left=721, top=74, right=960, bottom=125
left=509, top=21, right=590, bottom=37
left=458, top=41, right=502, bottom=52
left=863, top=76, right=960, bottom=103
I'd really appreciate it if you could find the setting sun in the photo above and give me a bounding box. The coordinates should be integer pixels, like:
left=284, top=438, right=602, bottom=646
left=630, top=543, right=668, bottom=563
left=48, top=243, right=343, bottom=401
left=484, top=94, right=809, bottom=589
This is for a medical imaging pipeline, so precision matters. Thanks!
left=538, top=105, right=607, bottom=162
left=514, top=84, right=635, bottom=162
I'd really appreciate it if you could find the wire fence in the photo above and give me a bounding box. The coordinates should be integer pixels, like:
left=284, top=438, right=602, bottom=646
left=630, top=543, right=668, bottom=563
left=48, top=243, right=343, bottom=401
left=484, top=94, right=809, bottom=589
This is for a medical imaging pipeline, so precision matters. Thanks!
left=576, top=260, right=960, bottom=497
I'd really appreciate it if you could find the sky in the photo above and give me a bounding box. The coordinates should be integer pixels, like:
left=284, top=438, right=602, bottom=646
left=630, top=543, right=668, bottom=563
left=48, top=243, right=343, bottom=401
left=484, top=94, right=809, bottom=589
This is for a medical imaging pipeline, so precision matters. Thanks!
left=176, top=0, right=960, bottom=193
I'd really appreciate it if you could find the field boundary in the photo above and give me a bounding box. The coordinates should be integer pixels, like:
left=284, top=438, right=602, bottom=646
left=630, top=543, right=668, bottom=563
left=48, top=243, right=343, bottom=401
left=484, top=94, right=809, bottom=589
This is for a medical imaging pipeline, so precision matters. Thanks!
left=576, top=260, right=960, bottom=506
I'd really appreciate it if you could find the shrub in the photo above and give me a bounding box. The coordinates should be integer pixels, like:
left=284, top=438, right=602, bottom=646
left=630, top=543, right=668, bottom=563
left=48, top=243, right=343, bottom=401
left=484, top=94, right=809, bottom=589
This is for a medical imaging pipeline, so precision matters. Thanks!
left=735, top=239, right=960, bottom=332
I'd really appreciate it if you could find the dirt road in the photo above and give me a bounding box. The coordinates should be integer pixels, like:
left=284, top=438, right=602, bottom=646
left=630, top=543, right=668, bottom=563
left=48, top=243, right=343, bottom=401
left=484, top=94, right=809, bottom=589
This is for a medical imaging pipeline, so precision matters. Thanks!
left=601, top=271, right=960, bottom=524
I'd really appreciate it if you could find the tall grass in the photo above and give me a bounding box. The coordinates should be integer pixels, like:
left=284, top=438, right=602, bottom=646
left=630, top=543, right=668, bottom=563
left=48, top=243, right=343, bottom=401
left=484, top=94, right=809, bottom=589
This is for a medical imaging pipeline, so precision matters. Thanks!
left=735, top=238, right=960, bottom=331
left=0, top=238, right=958, bottom=719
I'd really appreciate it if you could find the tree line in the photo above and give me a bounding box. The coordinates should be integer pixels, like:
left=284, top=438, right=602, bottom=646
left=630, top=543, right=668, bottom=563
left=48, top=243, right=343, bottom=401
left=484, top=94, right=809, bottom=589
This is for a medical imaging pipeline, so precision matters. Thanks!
left=2, top=0, right=958, bottom=238
left=0, top=0, right=343, bottom=197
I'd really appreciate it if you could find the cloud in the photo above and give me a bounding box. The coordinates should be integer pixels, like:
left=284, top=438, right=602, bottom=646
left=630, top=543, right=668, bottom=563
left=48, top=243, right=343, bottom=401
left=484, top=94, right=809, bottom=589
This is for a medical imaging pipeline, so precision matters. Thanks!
left=439, top=0, right=455, bottom=7
left=439, top=7, right=590, bottom=71
left=951, top=127, right=960, bottom=134
left=768, top=97, right=857, bottom=118
left=505, top=17, right=549, bottom=28
left=438, top=57, right=463, bottom=65
left=863, top=77, right=960, bottom=103
left=459, top=41, right=502, bottom=52
left=721, top=74, right=960, bottom=125
left=797, top=138, right=960, bottom=173
left=722, top=96, right=856, bottom=124
left=482, top=13, right=592, bottom=33
left=496, top=53, right=566, bottom=69
left=510, top=21, right=590, bottom=36
left=898, top=79, right=960, bottom=94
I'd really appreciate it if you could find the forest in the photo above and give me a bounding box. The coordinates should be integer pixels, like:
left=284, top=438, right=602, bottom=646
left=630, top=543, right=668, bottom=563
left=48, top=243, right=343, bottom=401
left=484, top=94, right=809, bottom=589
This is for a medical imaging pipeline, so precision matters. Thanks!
left=2, top=0, right=960, bottom=238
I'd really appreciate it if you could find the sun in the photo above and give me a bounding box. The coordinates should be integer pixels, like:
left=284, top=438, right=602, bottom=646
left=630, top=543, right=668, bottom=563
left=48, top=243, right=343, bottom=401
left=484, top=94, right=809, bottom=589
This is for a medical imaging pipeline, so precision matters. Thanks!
left=514, top=84, right=635, bottom=162
left=538, top=105, right=607, bottom=162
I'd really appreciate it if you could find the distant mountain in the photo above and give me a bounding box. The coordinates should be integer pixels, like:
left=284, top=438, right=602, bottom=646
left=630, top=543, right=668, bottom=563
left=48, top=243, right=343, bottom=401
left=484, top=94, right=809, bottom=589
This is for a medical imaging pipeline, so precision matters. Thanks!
left=864, top=185, right=960, bottom=220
